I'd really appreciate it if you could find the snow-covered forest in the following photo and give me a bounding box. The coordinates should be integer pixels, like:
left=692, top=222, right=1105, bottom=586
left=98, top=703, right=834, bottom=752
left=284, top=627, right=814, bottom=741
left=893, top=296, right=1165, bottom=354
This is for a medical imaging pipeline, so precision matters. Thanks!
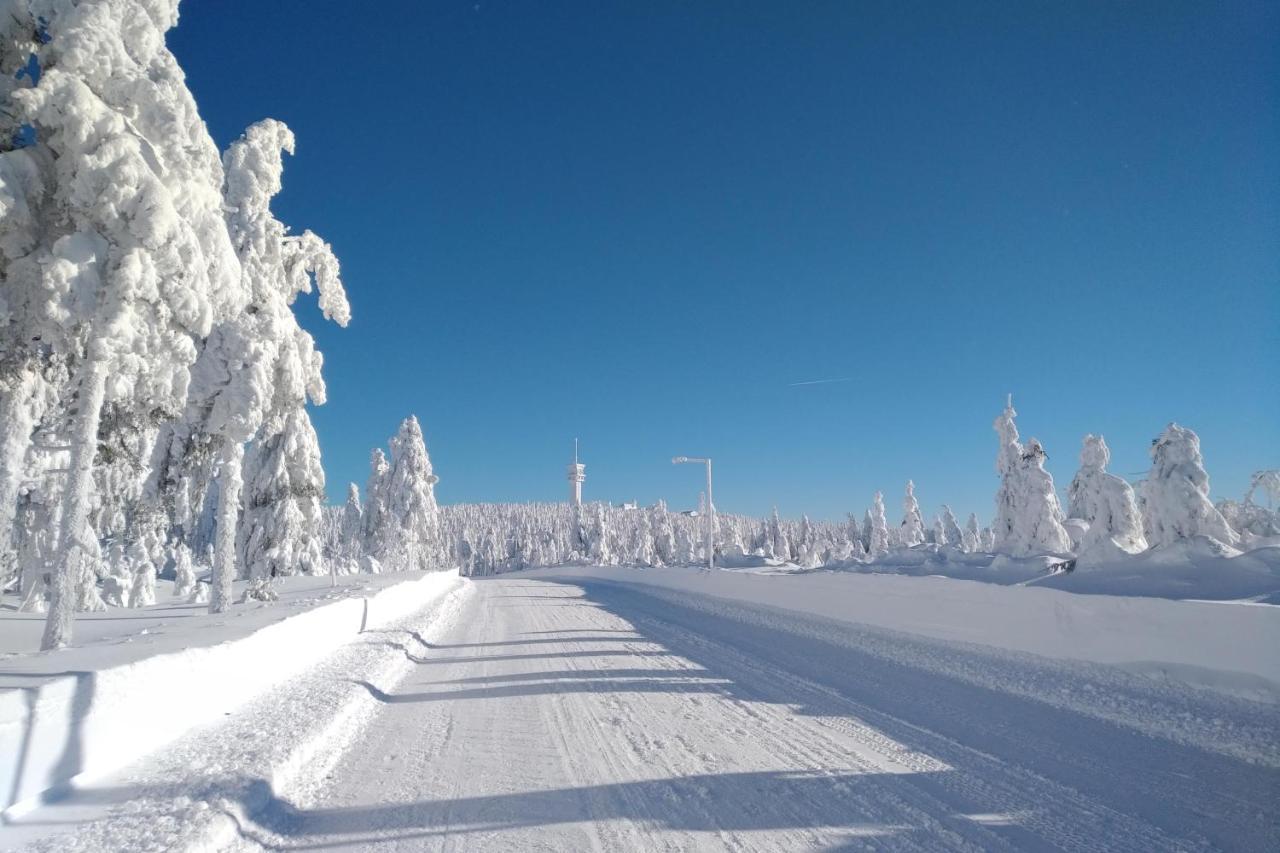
left=334, top=401, right=1276, bottom=578
left=2, top=0, right=1277, bottom=653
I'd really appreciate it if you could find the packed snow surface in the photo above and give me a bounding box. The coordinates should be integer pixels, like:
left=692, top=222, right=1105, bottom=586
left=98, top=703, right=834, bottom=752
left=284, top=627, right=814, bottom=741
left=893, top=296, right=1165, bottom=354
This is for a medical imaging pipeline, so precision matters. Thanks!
left=5, top=568, right=1276, bottom=851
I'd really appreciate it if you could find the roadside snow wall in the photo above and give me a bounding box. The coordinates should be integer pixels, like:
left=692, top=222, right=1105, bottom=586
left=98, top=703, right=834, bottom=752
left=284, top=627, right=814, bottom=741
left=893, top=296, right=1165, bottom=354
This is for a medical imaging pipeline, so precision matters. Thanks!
left=0, top=572, right=462, bottom=818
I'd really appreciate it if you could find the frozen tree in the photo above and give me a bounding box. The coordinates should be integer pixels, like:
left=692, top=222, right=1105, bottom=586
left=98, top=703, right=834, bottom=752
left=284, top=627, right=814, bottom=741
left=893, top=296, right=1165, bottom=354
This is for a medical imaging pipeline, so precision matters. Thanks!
left=338, top=482, right=363, bottom=568
left=962, top=513, right=980, bottom=553
left=899, top=481, right=925, bottom=546
left=172, top=542, right=196, bottom=598
left=991, top=397, right=1071, bottom=557
left=365, top=416, right=442, bottom=571
left=361, top=448, right=391, bottom=560
left=796, top=515, right=821, bottom=568
left=383, top=415, right=442, bottom=570
left=5, top=0, right=247, bottom=648
left=588, top=502, right=611, bottom=564
left=1066, top=434, right=1147, bottom=558
left=125, top=541, right=155, bottom=608
left=1142, top=423, right=1237, bottom=548
left=1217, top=470, right=1280, bottom=541
left=651, top=500, right=676, bottom=566
left=868, top=492, right=890, bottom=557
left=203, top=119, right=347, bottom=611
left=939, top=505, right=963, bottom=548
left=1248, top=470, right=1280, bottom=508
left=768, top=507, right=791, bottom=562
left=237, top=407, right=327, bottom=580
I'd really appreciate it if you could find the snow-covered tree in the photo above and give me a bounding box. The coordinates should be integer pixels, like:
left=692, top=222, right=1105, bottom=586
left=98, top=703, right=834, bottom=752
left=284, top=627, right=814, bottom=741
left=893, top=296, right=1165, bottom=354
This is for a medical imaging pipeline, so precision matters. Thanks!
left=651, top=500, right=676, bottom=566
left=1066, top=434, right=1146, bottom=559
left=125, top=541, right=155, bottom=608
left=1142, top=423, right=1237, bottom=549
left=939, top=505, right=963, bottom=548
left=588, top=501, right=611, bottom=564
left=1216, top=470, right=1280, bottom=541
left=899, top=480, right=925, bottom=546
left=365, top=416, right=442, bottom=571
left=868, top=492, right=890, bottom=557
left=172, top=542, right=196, bottom=598
left=236, top=408, right=327, bottom=580
left=4, top=0, right=248, bottom=647
left=962, top=512, right=980, bottom=552
left=991, top=397, right=1071, bottom=557
left=361, top=447, right=391, bottom=558
left=768, top=506, right=791, bottom=562
left=338, top=483, right=363, bottom=567
left=203, top=119, right=347, bottom=611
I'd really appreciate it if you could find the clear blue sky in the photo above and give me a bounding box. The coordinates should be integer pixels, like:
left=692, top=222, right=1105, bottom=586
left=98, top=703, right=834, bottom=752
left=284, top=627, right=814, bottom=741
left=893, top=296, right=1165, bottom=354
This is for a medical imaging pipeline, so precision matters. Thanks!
left=169, top=0, right=1278, bottom=523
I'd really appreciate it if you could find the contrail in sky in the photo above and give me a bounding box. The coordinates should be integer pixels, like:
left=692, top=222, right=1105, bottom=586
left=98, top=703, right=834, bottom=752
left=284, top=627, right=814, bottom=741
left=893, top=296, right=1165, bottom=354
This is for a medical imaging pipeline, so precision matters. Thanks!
left=787, top=377, right=853, bottom=387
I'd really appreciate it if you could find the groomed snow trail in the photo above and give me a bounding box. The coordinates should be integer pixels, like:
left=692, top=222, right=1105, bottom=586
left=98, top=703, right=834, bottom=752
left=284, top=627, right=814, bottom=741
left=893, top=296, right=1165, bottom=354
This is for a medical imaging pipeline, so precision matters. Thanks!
left=231, top=576, right=1279, bottom=852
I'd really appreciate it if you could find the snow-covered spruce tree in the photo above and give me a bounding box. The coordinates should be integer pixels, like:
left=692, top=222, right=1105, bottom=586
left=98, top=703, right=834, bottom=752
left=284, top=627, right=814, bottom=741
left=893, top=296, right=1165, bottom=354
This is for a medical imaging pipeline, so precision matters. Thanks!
left=338, top=483, right=363, bottom=569
left=962, top=512, right=980, bottom=553
left=1066, top=434, right=1147, bottom=559
left=868, top=492, right=890, bottom=558
left=768, top=506, right=791, bottom=562
left=360, top=447, right=391, bottom=564
left=844, top=513, right=867, bottom=560
left=991, top=398, right=1071, bottom=557
left=939, top=505, right=963, bottom=548
left=651, top=500, right=676, bottom=566
left=1142, top=423, right=1237, bottom=549
left=5, top=0, right=251, bottom=648
left=365, top=416, right=442, bottom=571
left=202, top=119, right=348, bottom=611
left=172, top=541, right=196, bottom=598
left=236, top=408, right=326, bottom=579
left=588, top=502, right=612, bottom=564
left=898, top=481, right=926, bottom=547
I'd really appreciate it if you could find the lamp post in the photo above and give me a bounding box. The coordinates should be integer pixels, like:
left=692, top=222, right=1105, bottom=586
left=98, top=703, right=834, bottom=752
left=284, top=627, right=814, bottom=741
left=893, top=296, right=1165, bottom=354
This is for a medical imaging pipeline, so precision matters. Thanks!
left=672, top=456, right=715, bottom=571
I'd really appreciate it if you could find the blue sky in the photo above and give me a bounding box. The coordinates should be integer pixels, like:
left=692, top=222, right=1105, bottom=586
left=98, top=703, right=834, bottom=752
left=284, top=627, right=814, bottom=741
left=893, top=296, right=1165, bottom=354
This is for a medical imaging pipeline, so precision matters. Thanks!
left=169, top=0, right=1278, bottom=522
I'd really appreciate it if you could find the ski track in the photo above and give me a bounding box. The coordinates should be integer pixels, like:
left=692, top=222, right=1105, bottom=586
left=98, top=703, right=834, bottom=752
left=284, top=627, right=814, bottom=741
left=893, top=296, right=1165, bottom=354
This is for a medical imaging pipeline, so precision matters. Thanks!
left=225, top=576, right=1278, bottom=852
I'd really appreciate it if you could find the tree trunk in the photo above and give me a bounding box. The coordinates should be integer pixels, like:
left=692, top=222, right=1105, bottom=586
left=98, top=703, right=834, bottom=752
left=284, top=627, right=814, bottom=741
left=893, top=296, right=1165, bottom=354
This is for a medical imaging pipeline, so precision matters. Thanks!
left=42, top=358, right=108, bottom=651
left=210, top=441, right=244, bottom=614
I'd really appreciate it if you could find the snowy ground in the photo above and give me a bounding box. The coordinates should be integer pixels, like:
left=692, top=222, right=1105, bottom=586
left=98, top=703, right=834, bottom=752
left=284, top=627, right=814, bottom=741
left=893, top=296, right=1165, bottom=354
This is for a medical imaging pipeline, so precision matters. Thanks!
left=3, top=567, right=1276, bottom=851
left=0, top=573, right=420, bottom=665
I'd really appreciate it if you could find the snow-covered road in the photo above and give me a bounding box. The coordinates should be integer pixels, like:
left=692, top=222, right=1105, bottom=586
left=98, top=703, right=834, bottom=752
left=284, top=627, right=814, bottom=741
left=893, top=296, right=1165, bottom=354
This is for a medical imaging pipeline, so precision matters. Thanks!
left=230, top=575, right=1279, bottom=852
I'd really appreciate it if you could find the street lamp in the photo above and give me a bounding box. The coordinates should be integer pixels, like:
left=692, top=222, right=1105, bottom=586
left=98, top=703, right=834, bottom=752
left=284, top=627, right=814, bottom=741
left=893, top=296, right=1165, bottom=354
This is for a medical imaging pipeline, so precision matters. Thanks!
left=672, top=456, right=715, bottom=571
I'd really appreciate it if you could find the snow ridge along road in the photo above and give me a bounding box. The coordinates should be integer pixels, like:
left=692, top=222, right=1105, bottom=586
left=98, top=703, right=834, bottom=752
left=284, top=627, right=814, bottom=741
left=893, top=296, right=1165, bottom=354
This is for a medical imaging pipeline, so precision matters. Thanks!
left=2, top=575, right=471, bottom=852
left=223, top=574, right=1278, bottom=852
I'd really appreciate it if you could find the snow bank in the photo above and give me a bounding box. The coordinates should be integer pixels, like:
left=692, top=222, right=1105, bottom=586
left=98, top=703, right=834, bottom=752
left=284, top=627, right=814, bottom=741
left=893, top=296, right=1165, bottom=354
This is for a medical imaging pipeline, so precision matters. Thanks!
left=846, top=539, right=1280, bottom=602
left=0, top=571, right=462, bottom=819
left=522, top=566, right=1280, bottom=701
